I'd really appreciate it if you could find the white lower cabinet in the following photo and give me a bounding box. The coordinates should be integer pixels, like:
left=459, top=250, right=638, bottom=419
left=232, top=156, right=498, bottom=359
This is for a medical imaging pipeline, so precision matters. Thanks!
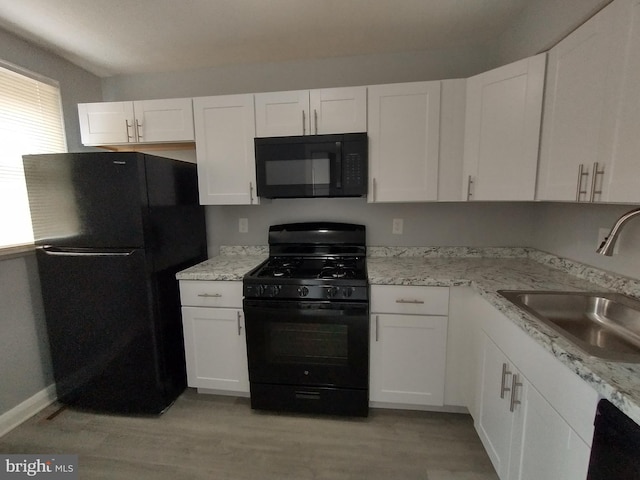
left=463, top=288, right=597, bottom=480
left=369, top=285, right=449, bottom=407
left=179, top=280, right=249, bottom=395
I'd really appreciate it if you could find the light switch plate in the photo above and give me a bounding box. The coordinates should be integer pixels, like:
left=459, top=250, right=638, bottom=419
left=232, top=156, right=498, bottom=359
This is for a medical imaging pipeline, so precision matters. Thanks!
left=239, top=218, right=249, bottom=233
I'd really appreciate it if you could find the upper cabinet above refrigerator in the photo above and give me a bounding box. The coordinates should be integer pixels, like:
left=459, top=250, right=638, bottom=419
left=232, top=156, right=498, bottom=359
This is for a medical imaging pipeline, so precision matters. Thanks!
left=254, top=86, right=367, bottom=137
left=78, top=98, right=195, bottom=146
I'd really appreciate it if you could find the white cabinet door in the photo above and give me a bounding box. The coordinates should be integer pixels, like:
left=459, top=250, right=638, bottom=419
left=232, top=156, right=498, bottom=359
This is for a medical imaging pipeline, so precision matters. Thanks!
left=78, top=101, right=134, bottom=145
left=309, top=87, right=367, bottom=135
left=79, top=98, right=194, bottom=145
left=255, top=87, right=367, bottom=137
left=255, top=90, right=309, bottom=137
left=181, top=306, right=249, bottom=393
left=193, top=94, right=258, bottom=205
left=463, top=54, right=545, bottom=201
left=132, top=98, right=194, bottom=142
left=536, top=0, right=620, bottom=201
left=508, top=381, right=591, bottom=480
left=367, top=81, right=441, bottom=202
left=601, top=0, right=640, bottom=203
left=476, top=334, right=516, bottom=479
left=370, top=313, right=448, bottom=406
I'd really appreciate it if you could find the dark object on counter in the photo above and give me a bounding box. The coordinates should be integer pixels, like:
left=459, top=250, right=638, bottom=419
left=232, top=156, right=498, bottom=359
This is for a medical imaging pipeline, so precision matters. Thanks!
left=23, top=152, right=207, bottom=415
left=587, top=399, right=640, bottom=479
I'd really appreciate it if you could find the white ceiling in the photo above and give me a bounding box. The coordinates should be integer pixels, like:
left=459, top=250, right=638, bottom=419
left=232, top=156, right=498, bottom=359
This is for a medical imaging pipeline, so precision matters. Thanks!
left=0, top=0, right=529, bottom=78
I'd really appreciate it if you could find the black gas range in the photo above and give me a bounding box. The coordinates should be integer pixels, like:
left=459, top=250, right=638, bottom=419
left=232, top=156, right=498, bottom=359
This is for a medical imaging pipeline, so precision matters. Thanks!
left=243, top=222, right=369, bottom=417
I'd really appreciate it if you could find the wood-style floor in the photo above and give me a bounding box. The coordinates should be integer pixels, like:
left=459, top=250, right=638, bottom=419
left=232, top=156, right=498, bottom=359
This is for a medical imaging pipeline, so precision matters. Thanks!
left=0, top=389, right=498, bottom=479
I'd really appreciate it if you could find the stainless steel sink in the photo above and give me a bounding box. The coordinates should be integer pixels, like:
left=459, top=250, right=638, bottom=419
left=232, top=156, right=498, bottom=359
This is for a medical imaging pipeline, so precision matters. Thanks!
left=498, top=290, right=640, bottom=363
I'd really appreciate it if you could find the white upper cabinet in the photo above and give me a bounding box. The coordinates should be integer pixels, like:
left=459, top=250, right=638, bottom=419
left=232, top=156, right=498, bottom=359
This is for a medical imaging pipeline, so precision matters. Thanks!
left=78, top=98, right=194, bottom=145
left=193, top=94, right=259, bottom=205
left=536, top=0, right=640, bottom=203
left=601, top=0, right=640, bottom=203
left=367, top=81, right=441, bottom=202
left=254, top=86, right=367, bottom=137
left=463, top=54, right=546, bottom=201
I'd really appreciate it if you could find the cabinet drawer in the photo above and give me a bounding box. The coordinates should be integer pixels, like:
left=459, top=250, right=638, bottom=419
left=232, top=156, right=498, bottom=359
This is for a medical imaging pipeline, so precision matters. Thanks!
left=179, top=280, right=242, bottom=308
left=371, top=285, right=449, bottom=315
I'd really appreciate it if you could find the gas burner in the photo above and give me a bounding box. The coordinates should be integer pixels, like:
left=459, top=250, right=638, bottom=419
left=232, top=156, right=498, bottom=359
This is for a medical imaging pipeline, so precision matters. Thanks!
left=258, top=267, right=293, bottom=278
left=319, top=267, right=356, bottom=279
left=323, top=258, right=358, bottom=269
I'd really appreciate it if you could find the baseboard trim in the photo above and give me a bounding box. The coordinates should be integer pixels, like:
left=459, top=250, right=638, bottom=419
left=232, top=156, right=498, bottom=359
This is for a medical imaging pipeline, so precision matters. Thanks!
left=0, top=385, right=57, bottom=438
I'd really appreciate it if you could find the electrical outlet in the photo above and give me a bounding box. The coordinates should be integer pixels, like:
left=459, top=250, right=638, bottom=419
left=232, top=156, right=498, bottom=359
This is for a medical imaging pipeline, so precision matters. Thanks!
left=392, top=218, right=403, bottom=235
left=239, top=218, right=249, bottom=233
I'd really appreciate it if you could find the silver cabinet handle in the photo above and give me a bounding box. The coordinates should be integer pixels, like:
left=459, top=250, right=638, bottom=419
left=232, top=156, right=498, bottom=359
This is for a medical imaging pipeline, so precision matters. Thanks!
left=395, top=299, right=425, bottom=304
left=302, top=110, right=306, bottom=135
left=510, top=373, right=523, bottom=412
left=135, top=119, right=143, bottom=140
left=467, top=175, right=474, bottom=200
left=575, top=164, right=589, bottom=201
left=125, top=120, right=134, bottom=141
left=197, top=293, right=222, bottom=298
left=314, top=109, right=318, bottom=135
left=237, top=311, right=242, bottom=336
left=375, top=315, right=379, bottom=342
left=500, top=363, right=512, bottom=399
left=249, top=181, right=254, bottom=204
left=590, top=162, right=605, bottom=202
left=372, top=177, right=377, bottom=202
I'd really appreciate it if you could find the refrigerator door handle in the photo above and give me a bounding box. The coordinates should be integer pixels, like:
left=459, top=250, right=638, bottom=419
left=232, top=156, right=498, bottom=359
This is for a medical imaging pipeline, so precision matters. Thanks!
left=41, top=247, right=137, bottom=257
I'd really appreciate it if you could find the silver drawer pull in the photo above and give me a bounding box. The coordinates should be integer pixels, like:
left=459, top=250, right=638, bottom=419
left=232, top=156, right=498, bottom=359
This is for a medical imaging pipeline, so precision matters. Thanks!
left=198, top=293, right=222, bottom=298
left=395, top=299, right=425, bottom=304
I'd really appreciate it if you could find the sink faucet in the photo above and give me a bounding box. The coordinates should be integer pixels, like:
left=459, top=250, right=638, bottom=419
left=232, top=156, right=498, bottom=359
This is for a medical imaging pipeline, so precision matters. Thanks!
left=597, top=207, right=640, bottom=256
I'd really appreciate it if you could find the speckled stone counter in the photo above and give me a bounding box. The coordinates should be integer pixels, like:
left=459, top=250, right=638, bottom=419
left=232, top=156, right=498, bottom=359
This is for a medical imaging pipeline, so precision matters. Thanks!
left=368, top=247, right=640, bottom=427
left=177, top=245, right=640, bottom=426
left=176, top=246, right=267, bottom=281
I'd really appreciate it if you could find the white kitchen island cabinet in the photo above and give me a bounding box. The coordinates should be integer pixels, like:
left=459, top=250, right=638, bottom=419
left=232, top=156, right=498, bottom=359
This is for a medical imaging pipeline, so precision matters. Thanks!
left=179, top=280, right=249, bottom=395
left=537, top=0, right=640, bottom=203
left=369, top=285, right=449, bottom=407
left=78, top=98, right=194, bottom=146
left=367, top=81, right=441, bottom=202
left=462, top=54, right=545, bottom=201
left=193, top=94, right=259, bottom=205
left=254, top=87, right=367, bottom=137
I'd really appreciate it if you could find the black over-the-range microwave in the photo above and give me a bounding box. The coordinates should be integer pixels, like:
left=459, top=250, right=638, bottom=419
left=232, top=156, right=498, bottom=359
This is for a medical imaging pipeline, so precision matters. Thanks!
left=254, top=132, right=368, bottom=199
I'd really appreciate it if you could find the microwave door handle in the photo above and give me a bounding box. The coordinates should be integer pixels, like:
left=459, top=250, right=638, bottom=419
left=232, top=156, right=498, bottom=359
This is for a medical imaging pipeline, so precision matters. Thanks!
left=335, top=142, right=342, bottom=189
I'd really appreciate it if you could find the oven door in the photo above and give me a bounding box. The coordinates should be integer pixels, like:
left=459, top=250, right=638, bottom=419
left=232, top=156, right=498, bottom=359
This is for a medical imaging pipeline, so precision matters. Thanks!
left=243, top=299, right=369, bottom=389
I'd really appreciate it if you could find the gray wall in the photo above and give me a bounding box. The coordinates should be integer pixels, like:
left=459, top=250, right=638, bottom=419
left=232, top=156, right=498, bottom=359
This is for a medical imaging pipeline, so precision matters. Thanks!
left=0, top=26, right=102, bottom=417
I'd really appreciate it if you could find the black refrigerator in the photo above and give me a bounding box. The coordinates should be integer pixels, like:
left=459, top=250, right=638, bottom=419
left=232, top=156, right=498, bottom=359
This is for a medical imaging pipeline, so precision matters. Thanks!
left=23, top=152, right=207, bottom=415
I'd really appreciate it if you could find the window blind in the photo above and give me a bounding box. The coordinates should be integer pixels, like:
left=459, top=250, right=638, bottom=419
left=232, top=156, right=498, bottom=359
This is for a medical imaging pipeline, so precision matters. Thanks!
left=0, top=63, right=67, bottom=248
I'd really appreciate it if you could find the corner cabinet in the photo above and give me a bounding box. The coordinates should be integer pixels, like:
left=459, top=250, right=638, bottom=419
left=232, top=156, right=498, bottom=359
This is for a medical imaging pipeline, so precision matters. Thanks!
left=193, top=94, right=259, bottom=205
left=369, top=285, right=449, bottom=407
left=179, top=280, right=249, bottom=395
left=367, top=81, right=441, bottom=202
left=537, top=0, right=640, bottom=203
left=254, top=87, right=367, bottom=137
left=460, top=288, right=598, bottom=480
left=462, top=54, right=545, bottom=201
left=78, top=98, right=194, bottom=146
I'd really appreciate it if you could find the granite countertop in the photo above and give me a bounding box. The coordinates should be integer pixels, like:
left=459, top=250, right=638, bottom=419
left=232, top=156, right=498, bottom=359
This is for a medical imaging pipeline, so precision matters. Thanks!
left=176, top=245, right=640, bottom=426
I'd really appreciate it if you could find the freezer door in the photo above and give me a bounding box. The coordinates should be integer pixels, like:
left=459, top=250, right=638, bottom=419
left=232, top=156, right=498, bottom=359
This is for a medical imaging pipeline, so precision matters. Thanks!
left=36, top=246, right=180, bottom=414
left=23, top=152, right=147, bottom=248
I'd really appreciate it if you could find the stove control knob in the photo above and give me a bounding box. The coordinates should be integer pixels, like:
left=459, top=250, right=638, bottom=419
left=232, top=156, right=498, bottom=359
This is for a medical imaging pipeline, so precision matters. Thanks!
left=326, top=286, right=339, bottom=298
left=297, top=286, right=309, bottom=297
left=344, top=287, right=354, bottom=298
left=265, top=285, right=280, bottom=297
